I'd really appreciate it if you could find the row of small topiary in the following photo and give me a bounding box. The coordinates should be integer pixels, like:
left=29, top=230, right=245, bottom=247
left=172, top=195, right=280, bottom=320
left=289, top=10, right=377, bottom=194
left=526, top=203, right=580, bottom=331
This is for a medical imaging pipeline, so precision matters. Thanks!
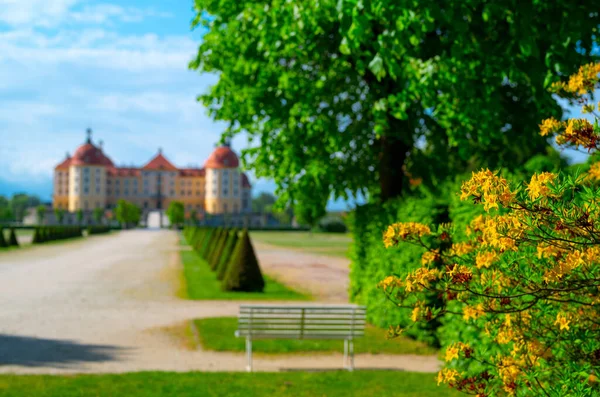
left=87, top=225, right=111, bottom=235
left=0, top=228, right=19, bottom=248
left=32, top=226, right=84, bottom=244
left=183, top=226, right=265, bottom=292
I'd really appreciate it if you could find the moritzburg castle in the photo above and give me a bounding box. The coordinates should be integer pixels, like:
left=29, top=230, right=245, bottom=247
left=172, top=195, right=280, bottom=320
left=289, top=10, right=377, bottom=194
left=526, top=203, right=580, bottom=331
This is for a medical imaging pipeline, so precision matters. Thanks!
left=52, top=130, right=252, bottom=215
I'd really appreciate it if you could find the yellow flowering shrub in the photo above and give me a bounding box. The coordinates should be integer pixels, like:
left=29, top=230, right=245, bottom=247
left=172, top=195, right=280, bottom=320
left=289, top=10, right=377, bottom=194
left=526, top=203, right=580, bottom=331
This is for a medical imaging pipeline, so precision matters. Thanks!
left=379, top=63, right=600, bottom=396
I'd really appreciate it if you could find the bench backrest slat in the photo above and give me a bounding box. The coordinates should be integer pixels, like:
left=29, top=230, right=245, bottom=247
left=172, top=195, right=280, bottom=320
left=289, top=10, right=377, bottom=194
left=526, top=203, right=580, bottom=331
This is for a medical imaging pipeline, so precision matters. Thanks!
left=237, top=305, right=367, bottom=340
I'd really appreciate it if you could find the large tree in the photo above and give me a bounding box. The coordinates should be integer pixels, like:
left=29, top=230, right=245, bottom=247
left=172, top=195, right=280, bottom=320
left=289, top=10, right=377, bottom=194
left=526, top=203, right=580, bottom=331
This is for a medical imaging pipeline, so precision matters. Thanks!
left=190, top=0, right=599, bottom=209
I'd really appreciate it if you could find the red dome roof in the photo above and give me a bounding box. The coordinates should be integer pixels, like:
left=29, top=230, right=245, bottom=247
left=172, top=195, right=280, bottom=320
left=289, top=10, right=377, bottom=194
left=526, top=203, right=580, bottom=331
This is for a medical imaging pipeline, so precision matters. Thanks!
left=204, top=146, right=240, bottom=169
left=71, top=143, right=114, bottom=167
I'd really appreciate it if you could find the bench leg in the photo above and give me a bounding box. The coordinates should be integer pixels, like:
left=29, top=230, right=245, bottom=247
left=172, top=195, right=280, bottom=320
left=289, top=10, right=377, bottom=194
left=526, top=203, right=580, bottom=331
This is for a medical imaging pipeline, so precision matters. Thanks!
left=349, top=339, right=354, bottom=372
left=246, top=337, right=253, bottom=372
left=343, top=339, right=349, bottom=370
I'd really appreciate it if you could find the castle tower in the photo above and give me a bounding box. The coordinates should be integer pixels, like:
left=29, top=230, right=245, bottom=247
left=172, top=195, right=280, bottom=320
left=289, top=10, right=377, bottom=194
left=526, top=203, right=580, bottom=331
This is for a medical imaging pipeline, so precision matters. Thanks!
left=204, top=143, right=243, bottom=214
left=66, top=128, right=113, bottom=212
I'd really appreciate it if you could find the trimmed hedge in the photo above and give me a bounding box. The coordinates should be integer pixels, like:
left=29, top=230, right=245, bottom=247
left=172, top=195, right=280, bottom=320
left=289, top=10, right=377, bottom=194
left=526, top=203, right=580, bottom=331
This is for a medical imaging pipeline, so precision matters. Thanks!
left=318, top=218, right=348, bottom=233
left=222, top=230, right=265, bottom=292
left=216, top=229, right=238, bottom=280
left=209, top=228, right=230, bottom=270
left=8, top=228, right=18, bottom=246
left=32, top=226, right=84, bottom=244
left=87, top=225, right=111, bottom=235
left=0, top=228, right=7, bottom=248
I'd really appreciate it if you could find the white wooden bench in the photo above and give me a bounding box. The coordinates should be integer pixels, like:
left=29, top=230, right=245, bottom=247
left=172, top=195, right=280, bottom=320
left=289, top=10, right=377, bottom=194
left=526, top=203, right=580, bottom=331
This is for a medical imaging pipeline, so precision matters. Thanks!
left=234, top=304, right=366, bottom=372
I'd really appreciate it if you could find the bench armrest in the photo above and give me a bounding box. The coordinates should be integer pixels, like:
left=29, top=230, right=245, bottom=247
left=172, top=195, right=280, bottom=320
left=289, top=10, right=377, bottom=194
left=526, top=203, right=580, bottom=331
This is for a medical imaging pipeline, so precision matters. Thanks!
left=234, top=330, right=240, bottom=338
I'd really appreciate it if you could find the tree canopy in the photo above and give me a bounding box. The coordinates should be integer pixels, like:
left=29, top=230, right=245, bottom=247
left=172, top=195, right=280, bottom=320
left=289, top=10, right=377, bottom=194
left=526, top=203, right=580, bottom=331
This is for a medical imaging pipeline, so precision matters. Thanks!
left=190, top=0, right=599, bottom=212
left=115, top=200, right=141, bottom=229
left=166, top=201, right=185, bottom=227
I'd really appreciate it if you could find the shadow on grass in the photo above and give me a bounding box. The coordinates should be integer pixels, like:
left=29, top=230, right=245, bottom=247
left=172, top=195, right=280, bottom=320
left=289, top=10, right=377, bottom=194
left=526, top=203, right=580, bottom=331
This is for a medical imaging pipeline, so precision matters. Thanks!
left=0, top=334, right=127, bottom=368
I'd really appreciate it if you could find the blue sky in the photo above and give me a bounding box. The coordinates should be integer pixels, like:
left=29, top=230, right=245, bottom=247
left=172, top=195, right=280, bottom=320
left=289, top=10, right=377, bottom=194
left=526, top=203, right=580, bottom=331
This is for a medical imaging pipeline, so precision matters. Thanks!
left=0, top=0, right=591, bottom=210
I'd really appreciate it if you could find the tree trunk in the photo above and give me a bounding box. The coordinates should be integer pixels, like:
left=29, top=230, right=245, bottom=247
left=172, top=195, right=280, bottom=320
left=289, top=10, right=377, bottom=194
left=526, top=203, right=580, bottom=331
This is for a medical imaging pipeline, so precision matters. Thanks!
left=378, top=130, right=411, bottom=202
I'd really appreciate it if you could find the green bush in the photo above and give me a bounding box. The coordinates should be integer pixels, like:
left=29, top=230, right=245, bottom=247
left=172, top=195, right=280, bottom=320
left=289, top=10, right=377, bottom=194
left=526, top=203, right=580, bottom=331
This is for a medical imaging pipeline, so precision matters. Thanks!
left=216, top=229, right=239, bottom=280
left=222, top=230, right=265, bottom=292
left=318, top=217, right=348, bottom=233
left=88, top=225, right=110, bottom=235
left=0, top=228, right=7, bottom=248
left=8, top=228, right=19, bottom=247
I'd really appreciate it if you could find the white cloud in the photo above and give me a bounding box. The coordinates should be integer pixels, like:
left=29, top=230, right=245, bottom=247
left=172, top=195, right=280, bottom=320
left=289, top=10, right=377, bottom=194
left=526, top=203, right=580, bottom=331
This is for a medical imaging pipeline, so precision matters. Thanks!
left=0, top=0, right=172, bottom=28
left=0, top=0, right=78, bottom=27
left=0, top=28, right=198, bottom=71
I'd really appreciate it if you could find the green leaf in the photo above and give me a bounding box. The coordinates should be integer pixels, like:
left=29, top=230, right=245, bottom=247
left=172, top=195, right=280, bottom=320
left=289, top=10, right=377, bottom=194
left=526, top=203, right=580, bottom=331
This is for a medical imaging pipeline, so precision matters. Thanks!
left=339, top=37, right=351, bottom=55
left=368, top=53, right=386, bottom=81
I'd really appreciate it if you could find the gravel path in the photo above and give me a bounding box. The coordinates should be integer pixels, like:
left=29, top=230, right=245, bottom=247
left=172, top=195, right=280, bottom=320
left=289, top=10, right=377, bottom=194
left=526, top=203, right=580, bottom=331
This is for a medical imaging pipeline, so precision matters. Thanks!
left=253, top=242, right=350, bottom=302
left=0, top=230, right=440, bottom=374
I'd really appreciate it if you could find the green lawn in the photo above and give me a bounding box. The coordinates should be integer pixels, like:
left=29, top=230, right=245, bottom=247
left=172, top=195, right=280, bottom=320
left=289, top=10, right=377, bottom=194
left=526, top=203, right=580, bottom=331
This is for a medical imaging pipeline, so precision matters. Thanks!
left=181, top=250, right=310, bottom=301
left=0, top=372, right=459, bottom=397
left=249, top=231, right=352, bottom=258
left=193, top=317, right=437, bottom=356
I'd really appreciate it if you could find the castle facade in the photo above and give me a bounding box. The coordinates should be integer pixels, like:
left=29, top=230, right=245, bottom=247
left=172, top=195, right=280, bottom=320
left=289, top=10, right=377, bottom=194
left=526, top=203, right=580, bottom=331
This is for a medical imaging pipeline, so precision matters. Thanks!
left=53, top=130, right=251, bottom=214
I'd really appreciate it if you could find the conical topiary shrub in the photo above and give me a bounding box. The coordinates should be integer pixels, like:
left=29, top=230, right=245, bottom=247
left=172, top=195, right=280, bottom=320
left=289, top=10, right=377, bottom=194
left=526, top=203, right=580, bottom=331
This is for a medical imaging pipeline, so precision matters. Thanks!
left=209, top=228, right=229, bottom=270
left=222, top=230, right=265, bottom=292
left=0, top=228, right=7, bottom=248
left=8, top=228, right=19, bottom=247
left=201, top=228, right=219, bottom=259
left=32, top=227, right=39, bottom=244
left=216, top=229, right=238, bottom=281
left=196, top=228, right=212, bottom=255
left=205, top=228, right=223, bottom=263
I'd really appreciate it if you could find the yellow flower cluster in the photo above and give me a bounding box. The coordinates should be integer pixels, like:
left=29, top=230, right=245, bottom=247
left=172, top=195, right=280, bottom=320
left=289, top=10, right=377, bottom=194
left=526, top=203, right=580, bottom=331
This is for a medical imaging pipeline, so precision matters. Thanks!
left=460, top=169, right=514, bottom=211
left=449, top=242, right=474, bottom=256
left=475, top=251, right=498, bottom=269
left=526, top=172, right=557, bottom=201
left=552, top=62, right=600, bottom=95
left=444, top=342, right=470, bottom=362
left=496, top=356, right=521, bottom=395
left=421, top=249, right=439, bottom=265
left=536, top=243, right=567, bottom=259
left=405, top=267, right=440, bottom=292
left=436, top=368, right=461, bottom=386
left=470, top=214, right=523, bottom=252
left=463, top=304, right=485, bottom=321
left=383, top=222, right=431, bottom=248
left=587, top=162, right=600, bottom=182
left=378, top=275, right=402, bottom=291
left=554, top=313, right=571, bottom=331
left=543, top=250, right=584, bottom=282
left=559, top=118, right=595, bottom=146
left=411, top=306, right=421, bottom=322
left=539, top=117, right=562, bottom=137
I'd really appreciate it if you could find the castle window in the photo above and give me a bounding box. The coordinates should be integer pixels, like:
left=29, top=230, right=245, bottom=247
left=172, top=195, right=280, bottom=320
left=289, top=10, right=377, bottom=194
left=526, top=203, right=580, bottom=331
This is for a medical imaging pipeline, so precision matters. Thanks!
left=223, top=189, right=228, bottom=197
left=84, top=187, right=89, bottom=195
left=223, top=203, right=228, bottom=212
